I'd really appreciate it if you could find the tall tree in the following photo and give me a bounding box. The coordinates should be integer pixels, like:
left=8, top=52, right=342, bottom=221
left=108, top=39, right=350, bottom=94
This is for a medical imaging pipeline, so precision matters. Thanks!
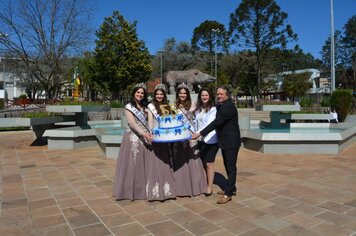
left=342, top=15, right=356, bottom=89
left=191, top=20, right=228, bottom=53
left=94, top=11, right=151, bottom=99
left=321, top=15, right=356, bottom=89
left=0, top=0, right=93, bottom=100
left=282, top=72, right=312, bottom=102
left=229, top=0, right=297, bottom=99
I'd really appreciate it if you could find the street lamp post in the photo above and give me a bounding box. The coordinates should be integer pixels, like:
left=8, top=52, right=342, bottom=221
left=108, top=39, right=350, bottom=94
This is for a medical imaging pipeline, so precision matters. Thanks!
left=212, top=29, right=220, bottom=88
left=330, top=0, right=335, bottom=93
left=158, top=50, right=164, bottom=84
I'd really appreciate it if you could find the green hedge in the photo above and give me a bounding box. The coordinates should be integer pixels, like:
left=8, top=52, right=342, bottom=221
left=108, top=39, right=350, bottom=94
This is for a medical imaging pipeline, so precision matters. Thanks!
left=330, top=89, right=352, bottom=122
left=0, top=99, right=4, bottom=110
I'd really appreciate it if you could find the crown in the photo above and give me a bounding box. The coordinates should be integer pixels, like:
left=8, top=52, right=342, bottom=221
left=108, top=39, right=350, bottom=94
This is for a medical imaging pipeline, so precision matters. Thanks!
left=154, top=83, right=167, bottom=92
left=134, top=82, right=147, bottom=90
left=177, top=82, right=189, bottom=89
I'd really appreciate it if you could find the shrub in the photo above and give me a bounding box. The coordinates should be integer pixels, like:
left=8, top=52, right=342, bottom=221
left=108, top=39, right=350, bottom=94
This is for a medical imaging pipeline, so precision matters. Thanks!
left=330, top=89, right=353, bottom=122
left=21, top=112, right=58, bottom=118
left=300, top=97, right=313, bottom=107
left=19, top=94, right=27, bottom=99
left=110, top=100, right=124, bottom=108
left=0, top=99, right=4, bottom=110
left=320, top=96, right=331, bottom=107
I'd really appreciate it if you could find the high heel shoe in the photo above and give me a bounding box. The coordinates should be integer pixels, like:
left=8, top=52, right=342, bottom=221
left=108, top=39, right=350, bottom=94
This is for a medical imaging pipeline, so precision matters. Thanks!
left=204, top=191, right=213, bottom=197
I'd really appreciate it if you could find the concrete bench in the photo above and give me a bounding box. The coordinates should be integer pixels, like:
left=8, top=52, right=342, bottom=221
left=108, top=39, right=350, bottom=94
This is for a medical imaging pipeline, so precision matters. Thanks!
left=286, top=113, right=333, bottom=122
left=43, top=126, right=97, bottom=150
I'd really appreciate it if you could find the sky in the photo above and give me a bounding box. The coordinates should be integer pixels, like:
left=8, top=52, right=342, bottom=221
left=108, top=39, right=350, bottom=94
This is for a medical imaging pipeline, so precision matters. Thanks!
left=92, top=0, right=355, bottom=59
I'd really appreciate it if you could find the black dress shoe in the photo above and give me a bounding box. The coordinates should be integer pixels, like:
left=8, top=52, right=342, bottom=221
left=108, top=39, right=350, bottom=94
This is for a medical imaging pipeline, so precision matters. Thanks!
left=204, top=191, right=213, bottom=197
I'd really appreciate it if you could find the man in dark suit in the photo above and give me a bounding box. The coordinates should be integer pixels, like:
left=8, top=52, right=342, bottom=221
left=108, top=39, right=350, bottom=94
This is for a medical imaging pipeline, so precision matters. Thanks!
left=192, top=85, right=241, bottom=204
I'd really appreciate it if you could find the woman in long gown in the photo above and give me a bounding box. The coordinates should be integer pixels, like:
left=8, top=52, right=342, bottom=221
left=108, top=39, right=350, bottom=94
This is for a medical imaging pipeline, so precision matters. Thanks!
left=113, top=84, right=153, bottom=200
left=172, top=84, right=207, bottom=196
left=145, top=84, right=177, bottom=201
left=194, top=88, right=218, bottom=196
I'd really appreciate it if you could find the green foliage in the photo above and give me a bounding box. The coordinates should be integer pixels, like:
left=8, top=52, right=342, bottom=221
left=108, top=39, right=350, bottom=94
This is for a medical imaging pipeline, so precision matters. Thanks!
left=21, top=112, right=58, bottom=118
left=0, top=99, right=4, bottom=110
left=94, top=11, right=152, bottom=98
left=229, top=0, right=297, bottom=98
left=0, top=127, right=30, bottom=132
left=320, top=96, right=331, bottom=107
left=59, top=100, right=105, bottom=106
left=282, top=72, right=312, bottom=102
left=321, top=15, right=356, bottom=89
left=330, top=89, right=353, bottom=121
left=19, top=94, right=27, bottom=99
left=191, top=20, right=228, bottom=53
left=110, top=100, right=124, bottom=108
left=300, top=97, right=313, bottom=107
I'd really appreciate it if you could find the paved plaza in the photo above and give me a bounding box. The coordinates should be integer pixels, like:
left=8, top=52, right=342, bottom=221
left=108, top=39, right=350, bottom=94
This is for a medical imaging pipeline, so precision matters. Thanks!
left=1, top=130, right=356, bottom=236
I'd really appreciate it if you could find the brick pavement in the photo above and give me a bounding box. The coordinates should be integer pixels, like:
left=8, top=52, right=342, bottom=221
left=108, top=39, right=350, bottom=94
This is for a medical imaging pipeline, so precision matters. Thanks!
left=1, top=130, right=356, bottom=235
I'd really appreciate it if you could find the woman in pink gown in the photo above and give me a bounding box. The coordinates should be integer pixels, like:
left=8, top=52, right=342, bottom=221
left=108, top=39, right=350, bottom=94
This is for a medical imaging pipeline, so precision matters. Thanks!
left=145, top=84, right=177, bottom=201
left=172, top=84, right=207, bottom=196
left=112, top=84, right=153, bottom=200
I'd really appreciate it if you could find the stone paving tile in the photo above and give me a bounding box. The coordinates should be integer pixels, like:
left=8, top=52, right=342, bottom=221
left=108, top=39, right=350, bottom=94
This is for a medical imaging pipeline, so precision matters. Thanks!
left=275, top=224, right=316, bottom=236
left=30, top=205, right=62, bottom=219
left=32, top=214, right=67, bottom=228
left=241, top=197, right=275, bottom=210
left=310, top=222, right=354, bottom=236
left=36, top=224, right=74, bottom=236
left=283, top=212, right=325, bottom=229
left=260, top=205, right=295, bottom=218
left=2, top=131, right=356, bottom=236
left=26, top=187, right=52, bottom=201
left=269, top=196, right=300, bottom=208
left=151, top=200, right=186, bottom=215
left=239, top=227, right=277, bottom=236
left=314, top=210, right=355, bottom=226
left=101, top=212, right=135, bottom=228
left=345, top=198, right=356, bottom=208
left=61, top=205, right=101, bottom=228
left=122, top=201, right=154, bottom=215
left=73, top=223, right=112, bottom=236
left=199, top=208, right=235, bottom=223
left=181, top=219, right=221, bottom=235
left=183, top=200, right=216, bottom=214
left=204, top=229, right=235, bottom=236
left=145, top=220, right=186, bottom=235
left=217, top=216, right=257, bottom=235
left=29, top=197, right=57, bottom=209
left=57, top=197, right=86, bottom=209
left=111, top=222, right=150, bottom=236
left=316, top=200, right=354, bottom=214
left=166, top=210, right=202, bottom=225
left=234, top=206, right=266, bottom=221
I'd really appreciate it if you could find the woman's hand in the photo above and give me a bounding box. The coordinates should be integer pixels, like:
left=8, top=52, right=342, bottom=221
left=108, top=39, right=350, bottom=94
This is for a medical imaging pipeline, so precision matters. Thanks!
left=142, top=133, right=154, bottom=144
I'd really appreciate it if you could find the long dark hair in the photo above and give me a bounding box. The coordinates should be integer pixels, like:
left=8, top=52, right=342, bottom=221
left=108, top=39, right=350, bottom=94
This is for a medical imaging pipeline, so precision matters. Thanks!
left=195, top=88, right=215, bottom=113
left=175, top=87, right=192, bottom=110
left=152, top=88, right=169, bottom=115
left=129, top=86, right=148, bottom=108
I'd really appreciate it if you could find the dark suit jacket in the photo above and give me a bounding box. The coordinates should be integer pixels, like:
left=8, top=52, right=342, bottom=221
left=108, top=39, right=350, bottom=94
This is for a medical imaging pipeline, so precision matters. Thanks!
left=200, top=99, right=241, bottom=150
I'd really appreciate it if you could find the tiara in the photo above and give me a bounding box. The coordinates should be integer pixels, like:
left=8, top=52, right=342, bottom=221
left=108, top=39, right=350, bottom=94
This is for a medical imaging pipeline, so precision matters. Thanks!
left=154, top=83, right=167, bottom=92
left=134, top=82, right=147, bottom=90
left=177, top=82, right=189, bottom=89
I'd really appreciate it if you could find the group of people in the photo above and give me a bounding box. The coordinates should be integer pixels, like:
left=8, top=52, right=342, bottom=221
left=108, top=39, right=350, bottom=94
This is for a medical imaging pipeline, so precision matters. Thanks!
left=112, top=82, right=241, bottom=204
